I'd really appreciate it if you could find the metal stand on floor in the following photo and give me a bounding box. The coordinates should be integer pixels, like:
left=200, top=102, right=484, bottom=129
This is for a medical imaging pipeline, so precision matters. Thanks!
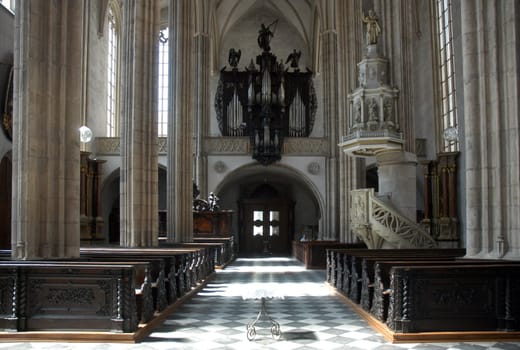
left=246, top=297, right=281, bottom=341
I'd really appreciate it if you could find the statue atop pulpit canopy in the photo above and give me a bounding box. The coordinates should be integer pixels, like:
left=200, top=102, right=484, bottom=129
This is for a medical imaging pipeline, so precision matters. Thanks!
left=362, top=10, right=381, bottom=45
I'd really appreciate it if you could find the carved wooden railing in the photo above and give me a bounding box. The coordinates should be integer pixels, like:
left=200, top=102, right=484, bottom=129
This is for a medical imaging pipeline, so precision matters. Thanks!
left=351, top=189, right=436, bottom=249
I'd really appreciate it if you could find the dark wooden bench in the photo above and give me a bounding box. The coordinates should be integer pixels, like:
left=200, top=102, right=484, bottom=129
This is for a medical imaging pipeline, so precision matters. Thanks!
left=0, top=261, right=149, bottom=333
left=294, top=241, right=366, bottom=269
left=192, top=237, right=235, bottom=267
left=386, top=263, right=520, bottom=333
left=326, top=245, right=370, bottom=285
left=80, top=249, right=183, bottom=303
left=159, top=237, right=235, bottom=268
left=369, top=258, right=520, bottom=324
left=158, top=242, right=217, bottom=278
left=79, top=255, right=169, bottom=312
left=359, top=255, right=466, bottom=312
left=80, top=247, right=212, bottom=301
left=327, top=248, right=465, bottom=303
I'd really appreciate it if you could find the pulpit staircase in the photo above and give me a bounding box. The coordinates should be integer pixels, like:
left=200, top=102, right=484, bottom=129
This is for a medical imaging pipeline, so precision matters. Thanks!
left=350, top=188, right=436, bottom=249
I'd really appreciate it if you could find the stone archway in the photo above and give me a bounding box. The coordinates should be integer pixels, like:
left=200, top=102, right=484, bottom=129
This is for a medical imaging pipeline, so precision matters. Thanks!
left=101, top=168, right=120, bottom=244
left=214, top=163, right=323, bottom=255
left=100, top=165, right=168, bottom=244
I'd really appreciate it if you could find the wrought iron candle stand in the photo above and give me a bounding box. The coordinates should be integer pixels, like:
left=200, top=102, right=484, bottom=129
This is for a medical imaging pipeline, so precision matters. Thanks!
left=246, top=297, right=282, bottom=341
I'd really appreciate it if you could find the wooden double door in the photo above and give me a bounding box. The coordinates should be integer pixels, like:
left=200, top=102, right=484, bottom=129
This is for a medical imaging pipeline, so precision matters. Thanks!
left=240, top=198, right=293, bottom=256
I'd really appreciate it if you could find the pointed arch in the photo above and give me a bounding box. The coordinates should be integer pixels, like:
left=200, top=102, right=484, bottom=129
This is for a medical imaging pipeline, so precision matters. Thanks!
left=215, top=162, right=324, bottom=226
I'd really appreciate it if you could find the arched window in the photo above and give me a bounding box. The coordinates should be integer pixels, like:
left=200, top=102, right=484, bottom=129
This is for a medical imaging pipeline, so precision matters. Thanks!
left=106, top=3, right=120, bottom=137
left=434, top=0, right=458, bottom=152
left=158, top=28, right=169, bottom=137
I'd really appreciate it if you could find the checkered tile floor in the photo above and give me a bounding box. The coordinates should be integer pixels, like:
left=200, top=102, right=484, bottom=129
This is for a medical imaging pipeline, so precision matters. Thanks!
left=1, top=257, right=519, bottom=350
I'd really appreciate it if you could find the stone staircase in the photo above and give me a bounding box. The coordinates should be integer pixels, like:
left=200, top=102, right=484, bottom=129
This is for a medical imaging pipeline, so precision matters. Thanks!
left=350, top=188, right=436, bottom=249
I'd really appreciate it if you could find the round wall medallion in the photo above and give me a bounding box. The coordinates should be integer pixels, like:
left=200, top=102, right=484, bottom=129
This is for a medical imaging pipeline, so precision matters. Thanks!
left=307, top=162, right=320, bottom=175
left=214, top=161, right=227, bottom=173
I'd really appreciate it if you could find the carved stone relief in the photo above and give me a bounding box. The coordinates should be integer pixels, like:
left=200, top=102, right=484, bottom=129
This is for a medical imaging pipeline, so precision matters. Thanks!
left=307, top=162, right=320, bottom=175
left=282, top=138, right=329, bottom=155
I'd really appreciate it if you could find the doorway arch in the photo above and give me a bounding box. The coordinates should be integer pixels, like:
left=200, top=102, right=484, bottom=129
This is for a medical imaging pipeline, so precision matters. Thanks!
left=101, top=165, right=168, bottom=244
left=214, top=163, right=323, bottom=256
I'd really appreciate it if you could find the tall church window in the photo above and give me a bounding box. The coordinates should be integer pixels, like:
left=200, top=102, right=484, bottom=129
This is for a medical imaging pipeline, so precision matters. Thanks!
left=106, top=4, right=120, bottom=137
left=158, top=28, right=168, bottom=137
left=0, top=0, right=15, bottom=12
left=434, top=0, right=458, bottom=152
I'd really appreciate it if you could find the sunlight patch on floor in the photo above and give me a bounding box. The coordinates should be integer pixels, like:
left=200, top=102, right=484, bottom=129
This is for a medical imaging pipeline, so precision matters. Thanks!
left=220, top=265, right=308, bottom=273
left=198, top=281, right=332, bottom=298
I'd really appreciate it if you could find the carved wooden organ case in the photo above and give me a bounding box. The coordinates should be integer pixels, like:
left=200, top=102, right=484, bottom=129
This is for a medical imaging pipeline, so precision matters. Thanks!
left=215, top=39, right=317, bottom=165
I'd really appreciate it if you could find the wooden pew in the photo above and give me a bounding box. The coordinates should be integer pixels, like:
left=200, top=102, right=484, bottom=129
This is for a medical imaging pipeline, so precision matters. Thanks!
left=158, top=242, right=218, bottom=280
left=80, top=255, right=169, bottom=312
left=80, top=249, right=181, bottom=304
left=0, top=261, right=148, bottom=333
left=326, top=245, right=368, bottom=286
left=360, top=255, right=463, bottom=312
left=328, top=248, right=465, bottom=303
left=192, top=237, right=235, bottom=267
left=80, top=248, right=186, bottom=302
left=386, top=263, right=520, bottom=333
left=159, top=237, right=235, bottom=268
left=370, top=258, right=520, bottom=324
left=80, top=247, right=212, bottom=301
left=295, top=241, right=366, bottom=270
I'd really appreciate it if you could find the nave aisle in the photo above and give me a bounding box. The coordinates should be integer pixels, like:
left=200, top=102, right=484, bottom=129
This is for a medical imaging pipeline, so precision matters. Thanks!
left=1, top=257, right=519, bottom=350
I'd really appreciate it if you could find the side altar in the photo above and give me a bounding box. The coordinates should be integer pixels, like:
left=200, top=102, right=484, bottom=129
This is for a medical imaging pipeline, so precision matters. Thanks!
left=192, top=186, right=233, bottom=238
left=193, top=210, right=233, bottom=237
left=191, top=186, right=235, bottom=263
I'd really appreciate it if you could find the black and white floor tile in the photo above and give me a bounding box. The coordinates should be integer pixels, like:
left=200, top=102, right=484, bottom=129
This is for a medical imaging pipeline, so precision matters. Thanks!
left=1, top=257, right=519, bottom=350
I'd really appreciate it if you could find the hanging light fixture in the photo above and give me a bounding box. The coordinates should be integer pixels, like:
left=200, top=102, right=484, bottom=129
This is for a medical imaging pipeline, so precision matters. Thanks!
left=79, top=125, right=93, bottom=143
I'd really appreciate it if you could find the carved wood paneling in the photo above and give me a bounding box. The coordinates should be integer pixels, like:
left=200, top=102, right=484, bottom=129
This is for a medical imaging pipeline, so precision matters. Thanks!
left=421, top=152, right=459, bottom=241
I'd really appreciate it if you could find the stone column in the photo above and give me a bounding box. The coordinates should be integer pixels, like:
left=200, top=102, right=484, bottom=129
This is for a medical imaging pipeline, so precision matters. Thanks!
left=376, top=151, right=417, bottom=222
left=461, top=0, right=520, bottom=259
left=168, top=0, right=194, bottom=242
left=318, top=0, right=340, bottom=240
left=11, top=0, right=85, bottom=259
left=337, top=0, right=365, bottom=243
left=377, top=0, right=416, bottom=152
left=120, top=0, right=160, bottom=247
left=193, top=0, right=211, bottom=198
